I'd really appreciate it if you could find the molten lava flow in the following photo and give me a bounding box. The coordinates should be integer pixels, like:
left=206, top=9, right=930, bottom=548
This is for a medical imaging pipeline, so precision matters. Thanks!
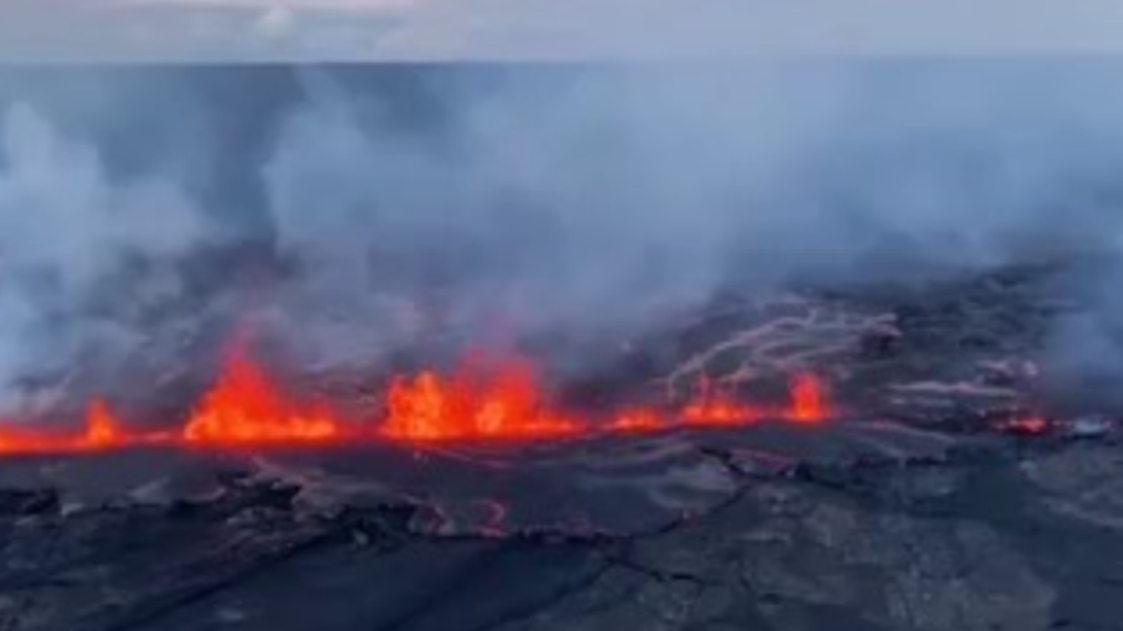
left=183, top=343, right=345, bottom=445
left=81, top=397, right=124, bottom=449
left=788, top=372, right=828, bottom=422
left=381, top=357, right=578, bottom=441
left=609, top=407, right=665, bottom=431
left=0, top=340, right=837, bottom=452
left=0, top=421, right=64, bottom=454
left=0, top=397, right=128, bottom=454
left=680, top=374, right=765, bottom=425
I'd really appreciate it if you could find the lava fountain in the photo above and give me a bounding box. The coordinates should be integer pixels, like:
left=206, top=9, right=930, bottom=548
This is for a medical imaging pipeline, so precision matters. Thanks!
left=380, top=355, right=580, bottom=441
left=0, top=340, right=834, bottom=454
left=183, top=342, right=346, bottom=445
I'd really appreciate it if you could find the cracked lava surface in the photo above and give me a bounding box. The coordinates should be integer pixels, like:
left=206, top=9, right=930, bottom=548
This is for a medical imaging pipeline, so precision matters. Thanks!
left=2, top=263, right=1122, bottom=631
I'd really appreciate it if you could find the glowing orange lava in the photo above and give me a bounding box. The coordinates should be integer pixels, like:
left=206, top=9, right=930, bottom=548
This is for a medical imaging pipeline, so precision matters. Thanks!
left=680, top=374, right=766, bottom=425
left=0, top=397, right=128, bottom=454
left=0, top=341, right=836, bottom=453
left=82, top=397, right=124, bottom=449
left=183, top=343, right=346, bottom=445
left=788, top=372, right=828, bottom=422
left=608, top=406, right=664, bottom=431
left=0, top=422, right=66, bottom=454
left=381, top=357, right=578, bottom=441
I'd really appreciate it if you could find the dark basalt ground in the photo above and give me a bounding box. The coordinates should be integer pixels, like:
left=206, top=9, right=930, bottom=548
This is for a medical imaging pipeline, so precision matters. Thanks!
left=5, top=262, right=1123, bottom=631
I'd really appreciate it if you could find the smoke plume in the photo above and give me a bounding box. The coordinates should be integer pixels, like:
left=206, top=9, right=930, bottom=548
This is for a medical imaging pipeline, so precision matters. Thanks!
left=2, top=63, right=1123, bottom=414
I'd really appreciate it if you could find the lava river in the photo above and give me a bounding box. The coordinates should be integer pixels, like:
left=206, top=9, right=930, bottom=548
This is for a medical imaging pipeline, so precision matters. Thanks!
left=0, top=342, right=831, bottom=455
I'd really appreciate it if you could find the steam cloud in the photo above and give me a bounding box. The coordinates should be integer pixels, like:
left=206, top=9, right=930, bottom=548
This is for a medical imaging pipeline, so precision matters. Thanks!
left=2, top=63, right=1123, bottom=415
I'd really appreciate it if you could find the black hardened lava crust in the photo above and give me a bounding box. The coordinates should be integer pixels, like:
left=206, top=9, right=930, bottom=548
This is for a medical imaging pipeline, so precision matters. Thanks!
left=4, top=262, right=1123, bottom=631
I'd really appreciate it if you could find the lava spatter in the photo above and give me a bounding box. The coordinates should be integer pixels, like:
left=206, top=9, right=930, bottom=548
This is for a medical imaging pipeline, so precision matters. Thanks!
left=788, top=372, right=829, bottom=422
left=0, top=396, right=129, bottom=454
left=183, top=342, right=347, bottom=445
left=0, top=341, right=835, bottom=453
left=680, top=373, right=766, bottom=425
left=381, top=356, right=579, bottom=441
left=81, top=398, right=125, bottom=449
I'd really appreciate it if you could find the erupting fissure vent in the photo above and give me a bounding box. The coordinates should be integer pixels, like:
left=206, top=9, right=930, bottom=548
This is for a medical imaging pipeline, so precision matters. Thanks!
left=183, top=344, right=343, bottom=444
left=0, top=339, right=833, bottom=454
left=381, top=356, right=581, bottom=441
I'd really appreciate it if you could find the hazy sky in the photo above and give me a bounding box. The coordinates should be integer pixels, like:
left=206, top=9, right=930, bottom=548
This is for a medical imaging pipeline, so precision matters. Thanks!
left=1, top=0, right=1123, bottom=60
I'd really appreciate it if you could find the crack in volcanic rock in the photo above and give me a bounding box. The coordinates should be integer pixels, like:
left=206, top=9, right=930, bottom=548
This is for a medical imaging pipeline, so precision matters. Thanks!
left=4, top=263, right=1123, bottom=630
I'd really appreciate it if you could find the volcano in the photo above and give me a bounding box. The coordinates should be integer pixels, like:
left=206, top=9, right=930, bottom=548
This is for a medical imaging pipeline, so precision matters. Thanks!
left=1, top=258, right=1120, bottom=631
left=7, top=62, right=1123, bottom=631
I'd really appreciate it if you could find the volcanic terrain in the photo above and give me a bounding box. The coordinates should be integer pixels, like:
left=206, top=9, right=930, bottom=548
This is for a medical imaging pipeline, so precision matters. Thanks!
left=1, top=258, right=1121, bottom=631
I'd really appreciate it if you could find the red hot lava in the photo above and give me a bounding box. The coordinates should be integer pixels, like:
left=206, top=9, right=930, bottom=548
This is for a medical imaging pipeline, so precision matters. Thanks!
left=381, top=356, right=580, bottom=441
left=0, top=398, right=128, bottom=454
left=789, top=372, right=827, bottom=422
left=378, top=356, right=832, bottom=442
left=183, top=343, right=344, bottom=445
left=680, top=374, right=766, bottom=425
left=0, top=342, right=833, bottom=454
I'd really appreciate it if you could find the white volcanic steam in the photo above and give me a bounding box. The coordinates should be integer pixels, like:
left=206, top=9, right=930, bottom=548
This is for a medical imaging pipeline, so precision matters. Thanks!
left=1, top=64, right=1123, bottom=412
